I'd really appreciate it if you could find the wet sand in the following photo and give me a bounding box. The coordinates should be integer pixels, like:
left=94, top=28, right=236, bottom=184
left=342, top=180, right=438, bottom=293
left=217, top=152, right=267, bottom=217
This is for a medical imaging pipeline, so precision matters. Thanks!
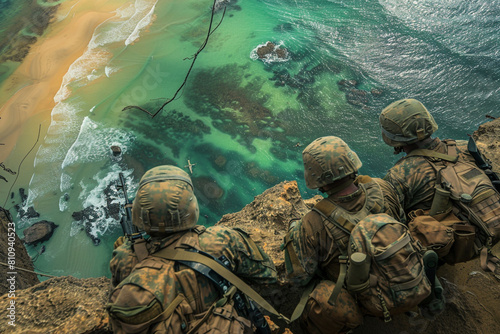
left=0, top=0, right=129, bottom=162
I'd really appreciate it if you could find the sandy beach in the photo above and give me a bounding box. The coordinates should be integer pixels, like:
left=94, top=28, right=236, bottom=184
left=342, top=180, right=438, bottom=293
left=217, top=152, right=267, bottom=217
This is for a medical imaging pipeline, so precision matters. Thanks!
left=0, top=0, right=129, bottom=162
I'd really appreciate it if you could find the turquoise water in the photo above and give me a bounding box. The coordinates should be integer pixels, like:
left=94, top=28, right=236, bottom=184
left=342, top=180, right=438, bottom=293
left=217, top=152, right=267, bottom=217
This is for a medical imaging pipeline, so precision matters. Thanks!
left=1, top=0, right=499, bottom=279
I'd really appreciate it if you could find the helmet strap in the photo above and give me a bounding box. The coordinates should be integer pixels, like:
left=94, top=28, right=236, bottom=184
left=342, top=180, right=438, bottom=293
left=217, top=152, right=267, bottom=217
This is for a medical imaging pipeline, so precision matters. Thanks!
left=416, top=128, right=426, bottom=140
left=141, top=208, right=151, bottom=230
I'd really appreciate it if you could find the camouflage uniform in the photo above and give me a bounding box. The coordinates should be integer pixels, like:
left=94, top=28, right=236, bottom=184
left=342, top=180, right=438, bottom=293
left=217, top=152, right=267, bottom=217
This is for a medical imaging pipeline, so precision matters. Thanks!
left=284, top=176, right=404, bottom=286
left=383, top=137, right=474, bottom=213
left=380, top=99, right=500, bottom=272
left=110, top=226, right=277, bottom=289
left=107, top=166, right=277, bottom=333
left=283, top=136, right=405, bottom=334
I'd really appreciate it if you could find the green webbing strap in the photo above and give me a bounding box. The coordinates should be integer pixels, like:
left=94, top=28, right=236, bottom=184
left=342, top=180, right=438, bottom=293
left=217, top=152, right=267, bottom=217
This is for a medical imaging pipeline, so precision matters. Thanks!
left=290, top=281, right=315, bottom=322
left=374, top=233, right=411, bottom=261
left=407, top=149, right=458, bottom=163
left=108, top=294, right=184, bottom=325
left=328, top=254, right=348, bottom=305
left=153, top=248, right=290, bottom=324
left=314, top=199, right=351, bottom=306
left=314, top=198, right=337, bottom=216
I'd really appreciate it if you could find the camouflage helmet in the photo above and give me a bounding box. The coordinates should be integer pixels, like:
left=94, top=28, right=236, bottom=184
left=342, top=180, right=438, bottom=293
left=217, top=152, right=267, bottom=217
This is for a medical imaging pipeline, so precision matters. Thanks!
left=132, top=165, right=199, bottom=236
left=379, top=99, right=438, bottom=147
left=302, top=136, right=362, bottom=189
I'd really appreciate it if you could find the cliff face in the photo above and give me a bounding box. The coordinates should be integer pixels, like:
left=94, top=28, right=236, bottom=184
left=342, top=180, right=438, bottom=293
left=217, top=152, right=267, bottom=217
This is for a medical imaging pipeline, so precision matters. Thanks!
left=0, top=276, right=110, bottom=334
left=0, top=208, right=39, bottom=295
left=0, top=118, right=499, bottom=334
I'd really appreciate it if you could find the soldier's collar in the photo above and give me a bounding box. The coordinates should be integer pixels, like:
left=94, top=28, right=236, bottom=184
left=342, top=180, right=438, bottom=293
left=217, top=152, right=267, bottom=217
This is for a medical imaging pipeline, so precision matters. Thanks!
left=330, top=187, right=363, bottom=203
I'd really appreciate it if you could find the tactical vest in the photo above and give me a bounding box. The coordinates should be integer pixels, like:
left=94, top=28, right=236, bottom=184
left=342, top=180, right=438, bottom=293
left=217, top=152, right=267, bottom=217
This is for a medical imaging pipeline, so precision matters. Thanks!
left=407, top=140, right=500, bottom=271
left=108, top=226, right=287, bottom=334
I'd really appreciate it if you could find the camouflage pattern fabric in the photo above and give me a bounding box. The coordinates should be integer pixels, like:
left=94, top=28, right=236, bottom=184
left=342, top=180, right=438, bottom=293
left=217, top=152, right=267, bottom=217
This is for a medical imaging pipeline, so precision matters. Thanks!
left=284, top=176, right=404, bottom=287
left=108, top=226, right=277, bottom=333
left=300, top=281, right=363, bottom=334
left=383, top=138, right=474, bottom=214
left=379, top=99, right=438, bottom=147
left=132, top=165, right=199, bottom=235
left=349, top=213, right=431, bottom=320
left=302, top=136, right=363, bottom=189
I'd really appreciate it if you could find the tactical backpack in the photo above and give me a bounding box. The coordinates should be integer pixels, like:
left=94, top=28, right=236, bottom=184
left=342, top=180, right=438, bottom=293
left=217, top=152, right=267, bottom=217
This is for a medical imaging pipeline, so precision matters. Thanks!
left=347, top=214, right=431, bottom=321
left=406, top=139, right=500, bottom=270
left=310, top=184, right=431, bottom=322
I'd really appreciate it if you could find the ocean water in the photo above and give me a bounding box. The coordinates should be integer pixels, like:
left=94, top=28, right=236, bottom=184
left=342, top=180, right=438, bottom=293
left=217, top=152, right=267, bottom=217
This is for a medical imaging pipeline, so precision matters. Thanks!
left=1, top=0, right=499, bottom=279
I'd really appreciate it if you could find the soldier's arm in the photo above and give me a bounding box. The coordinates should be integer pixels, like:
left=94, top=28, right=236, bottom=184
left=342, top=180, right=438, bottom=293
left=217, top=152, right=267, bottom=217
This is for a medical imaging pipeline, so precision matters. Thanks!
left=199, top=226, right=278, bottom=285
left=383, top=167, right=409, bottom=211
left=283, top=213, right=324, bottom=286
left=109, top=240, right=139, bottom=288
left=377, top=178, right=407, bottom=225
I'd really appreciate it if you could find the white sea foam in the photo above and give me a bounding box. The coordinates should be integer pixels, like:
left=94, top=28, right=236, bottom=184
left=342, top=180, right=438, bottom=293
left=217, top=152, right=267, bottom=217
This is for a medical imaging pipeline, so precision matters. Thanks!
left=126, top=3, right=156, bottom=45
left=104, top=66, right=118, bottom=77
left=60, top=172, right=72, bottom=193
left=59, top=194, right=68, bottom=212
left=61, top=117, right=135, bottom=170
left=89, top=0, right=158, bottom=49
left=75, top=165, right=136, bottom=239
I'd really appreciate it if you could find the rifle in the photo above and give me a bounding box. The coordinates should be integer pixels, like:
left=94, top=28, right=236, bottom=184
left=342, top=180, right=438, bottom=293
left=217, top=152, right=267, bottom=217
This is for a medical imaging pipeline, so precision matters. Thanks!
left=116, top=172, right=139, bottom=237
left=467, top=136, right=500, bottom=191
left=179, top=249, right=272, bottom=334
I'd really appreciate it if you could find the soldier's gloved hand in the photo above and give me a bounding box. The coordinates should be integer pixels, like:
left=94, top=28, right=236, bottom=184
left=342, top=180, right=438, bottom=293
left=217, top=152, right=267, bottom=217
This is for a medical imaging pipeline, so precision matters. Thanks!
left=114, top=236, right=126, bottom=249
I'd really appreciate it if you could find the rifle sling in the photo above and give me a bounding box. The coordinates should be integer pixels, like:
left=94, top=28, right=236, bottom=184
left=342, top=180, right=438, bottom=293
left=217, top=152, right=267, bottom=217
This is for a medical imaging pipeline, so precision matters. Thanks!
left=290, top=281, right=315, bottom=322
left=153, top=248, right=290, bottom=324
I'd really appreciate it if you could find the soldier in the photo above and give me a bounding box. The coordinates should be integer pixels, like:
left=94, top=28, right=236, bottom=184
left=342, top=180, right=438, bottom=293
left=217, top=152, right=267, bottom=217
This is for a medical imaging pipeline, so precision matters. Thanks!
left=379, top=98, right=500, bottom=269
left=283, top=136, right=406, bottom=333
left=107, top=165, right=279, bottom=334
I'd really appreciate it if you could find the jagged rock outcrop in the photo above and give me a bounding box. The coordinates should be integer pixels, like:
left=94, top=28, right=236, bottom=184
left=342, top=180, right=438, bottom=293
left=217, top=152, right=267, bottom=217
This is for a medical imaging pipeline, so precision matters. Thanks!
left=256, top=42, right=288, bottom=61
left=22, top=220, right=58, bottom=246
left=473, top=116, right=500, bottom=172
left=0, top=208, right=39, bottom=295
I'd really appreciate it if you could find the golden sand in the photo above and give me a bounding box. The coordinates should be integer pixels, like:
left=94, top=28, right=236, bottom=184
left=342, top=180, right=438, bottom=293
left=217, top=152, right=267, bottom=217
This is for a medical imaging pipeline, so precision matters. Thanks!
left=0, top=0, right=130, bottom=162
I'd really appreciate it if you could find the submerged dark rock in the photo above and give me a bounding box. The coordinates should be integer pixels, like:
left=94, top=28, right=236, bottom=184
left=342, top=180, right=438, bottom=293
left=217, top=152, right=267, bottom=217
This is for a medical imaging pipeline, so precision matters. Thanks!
left=15, top=204, right=40, bottom=219
left=22, top=220, right=58, bottom=246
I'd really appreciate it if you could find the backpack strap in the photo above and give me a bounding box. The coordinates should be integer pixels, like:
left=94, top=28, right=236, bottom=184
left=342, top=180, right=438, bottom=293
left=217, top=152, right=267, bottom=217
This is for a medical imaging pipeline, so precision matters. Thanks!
left=133, top=238, right=149, bottom=262
left=406, top=149, right=458, bottom=163
left=313, top=199, right=355, bottom=234
left=153, top=247, right=290, bottom=324
left=312, top=199, right=349, bottom=305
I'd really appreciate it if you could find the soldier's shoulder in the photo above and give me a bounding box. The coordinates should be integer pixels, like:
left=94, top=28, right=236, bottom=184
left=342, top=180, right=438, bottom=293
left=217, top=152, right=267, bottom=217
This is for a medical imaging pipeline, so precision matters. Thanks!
left=203, top=225, right=238, bottom=239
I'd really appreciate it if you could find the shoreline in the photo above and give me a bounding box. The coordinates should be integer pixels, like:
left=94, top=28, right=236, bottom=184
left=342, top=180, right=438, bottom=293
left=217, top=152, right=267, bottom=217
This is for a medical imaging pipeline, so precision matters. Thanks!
left=0, top=0, right=129, bottom=163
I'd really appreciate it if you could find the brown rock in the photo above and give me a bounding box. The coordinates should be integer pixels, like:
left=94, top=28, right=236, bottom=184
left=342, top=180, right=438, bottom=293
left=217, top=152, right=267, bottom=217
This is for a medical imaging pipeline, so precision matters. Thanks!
left=473, top=117, right=500, bottom=173
left=110, top=145, right=121, bottom=156
left=257, top=42, right=277, bottom=59
left=22, top=220, right=58, bottom=246
left=0, top=276, right=111, bottom=334
left=256, top=42, right=288, bottom=60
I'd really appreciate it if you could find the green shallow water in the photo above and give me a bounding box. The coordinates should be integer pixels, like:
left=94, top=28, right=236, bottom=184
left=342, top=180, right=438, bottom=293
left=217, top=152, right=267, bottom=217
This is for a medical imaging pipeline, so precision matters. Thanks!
left=1, top=0, right=499, bottom=279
